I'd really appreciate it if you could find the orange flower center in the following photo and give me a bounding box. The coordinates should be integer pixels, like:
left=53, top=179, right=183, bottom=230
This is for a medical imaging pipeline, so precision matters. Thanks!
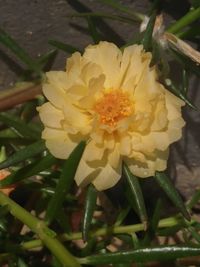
left=94, top=90, right=133, bottom=126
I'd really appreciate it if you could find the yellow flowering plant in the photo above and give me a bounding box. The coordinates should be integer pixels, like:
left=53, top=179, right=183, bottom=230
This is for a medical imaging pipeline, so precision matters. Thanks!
left=38, top=42, right=185, bottom=191
left=0, top=1, right=200, bottom=266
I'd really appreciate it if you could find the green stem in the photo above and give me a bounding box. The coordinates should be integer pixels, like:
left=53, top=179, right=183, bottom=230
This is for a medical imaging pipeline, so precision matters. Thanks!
left=0, top=192, right=80, bottom=267
left=21, top=215, right=190, bottom=251
left=167, top=7, right=200, bottom=34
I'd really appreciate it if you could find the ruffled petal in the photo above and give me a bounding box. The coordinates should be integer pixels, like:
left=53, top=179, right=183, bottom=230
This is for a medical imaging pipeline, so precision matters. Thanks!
left=42, top=128, right=78, bottom=159
left=84, top=41, right=122, bottom=88
left=37, top=102, right=64, bottom=129
left=120, top=45, right=151, bottom=91
left=92, top=163, right=121, bottom=191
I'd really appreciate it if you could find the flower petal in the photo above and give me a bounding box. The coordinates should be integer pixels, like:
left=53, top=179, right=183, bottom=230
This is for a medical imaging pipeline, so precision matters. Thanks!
left=37, top=102, right=64, bottom=129
left=92, top=163, right=121, bottom=191
left=42, top=128, right=78, bottom=159
left=84, top=41, right=122, bottom=88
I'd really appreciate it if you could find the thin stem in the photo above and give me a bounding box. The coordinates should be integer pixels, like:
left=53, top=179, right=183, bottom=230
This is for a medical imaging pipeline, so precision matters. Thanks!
left=0, top=82, right=42, bottom=111
left=167, top=7, right=200, bottom=34
left=21, top=215, right=190, bottom=251
left=0, top=192, right=80, bottom=267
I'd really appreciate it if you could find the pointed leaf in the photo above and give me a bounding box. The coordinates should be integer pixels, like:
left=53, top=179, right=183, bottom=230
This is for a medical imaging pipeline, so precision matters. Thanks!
left=188, top=226, right=200, bottom=243
left=45, top=141, right=86, bottom=224
left=182, top=69, right=189, bottom=94
left=0, top=112, right=40, bottom=139
left=187, top=190, right=200, bottom=210
left=123, top=163, right=148, bottom=228
left=48, top=40, right=81, bottom=54
left=38, top=49, right=58, bottom=70
left=141, top=11, right=157, bottom=52
left=0, top=28, right=41, bottom=75
left=166, top=80, right=197, bottom=110
left=82, top=184, right=98, bottom=241
left=80, top=245, right=200, bottom=265
left=71, top=12, right=135, bottom=24
left=0, top=140, right=45, bottom=170
left=167, top=6, right=200, bottom=34
left=87, top=17, right=101, bottom=43
left=155, top=172, right=190, bottom=220
left=170, top=48, right=200, bottom=78
left=114, top=206, right=131, bottom=226
left=142, top=199, right=162, bottom=245
left=0, top=153, right=56, bottom=187
left=96, top=0, right=144, bottom=22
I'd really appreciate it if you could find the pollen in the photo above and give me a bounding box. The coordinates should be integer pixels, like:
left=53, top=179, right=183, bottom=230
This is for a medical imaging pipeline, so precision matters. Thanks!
left=94, top=89, right=133, bottom=127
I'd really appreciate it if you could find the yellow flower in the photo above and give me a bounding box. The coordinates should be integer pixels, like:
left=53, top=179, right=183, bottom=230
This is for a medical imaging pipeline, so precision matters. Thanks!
left=38, top=41, right=185, bottom=191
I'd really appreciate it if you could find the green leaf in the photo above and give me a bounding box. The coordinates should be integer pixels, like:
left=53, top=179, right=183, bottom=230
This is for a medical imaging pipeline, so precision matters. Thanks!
left=45, top=141, right=86, bottom=224
left=167, top=7, right=200, bottom=34
left=191, top=0, right=200, bottom=8
left=182, top=69, right=189, bottom=94
left=71, top=13, right=136, bottom=24
left=114, top=206, right=131, bottom=226
left=48, top=40, right=81, bottom=54
left=0, top=153, right=56, bottom=187
left=123, top=163, right=148, bottom=228
left=87, top=17, right=101, bottom=44
left=188, top=226, right=200, bottom=243
left=0, top=140, right=46, bottom=170
left=177, top=25, right=200, bottom=39
left=20, top=100, right=38, bottom=123
left=82, top=184, right=98, bottom=241
left=170, top=48, right=200, bottom=78
left=81, top=238, right=97, bottom=257
left=0, top=112, right=40, bottom=140
left=79, top=245, right=200, bottom=265
left=0, top=147, right=6, bottom=163
left=155, top=172, right=190, bottom=220
left=56, top=209, right=71, bottom=233
left=142, top=199, right=162, bottom=245
left=0, top=205, right=10, bottom=217
left=0, top=28, right=42, bottom=75
left=17, top=258, right=28, bottom=267
left=96, top=0, right=144, bottom=22
left=141, top=11, right=157, bottom=52
left=187, top=190, right=200, bottom=210
left=166, top=80, right=197, bottom=110
left=37, top=49, right=58, bottom=70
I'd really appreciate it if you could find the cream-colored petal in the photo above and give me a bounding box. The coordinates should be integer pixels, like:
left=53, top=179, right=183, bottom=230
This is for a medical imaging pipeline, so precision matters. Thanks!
left=80, top=62, right=102, bottom=86
left=119, top=135, right=131, bottom=156
left=134, top=67, right=159, bottom=100
left=63, top=103, right=91, bottom=135
left=125, top=148, right=168, bottom=178
left=108, top=145, right=121, bottom=169
left=92, top=163, right=121, bottom=191
left=42, top=128, right=78, bottom=159
left=42, top=83, right=68, bottom=108
left=165, top=90, right=185, bottom=120
left=120, top=45, right=151, bottom=91
left=79, top=74, right=105, bottom=110
left=83, top=140, right=105, bottom=162
left=38, top=102, right=64, bottom=129
left=46, top=71, right=68, bottom=90
left=74, top=158, right=100, bottom=187
left=66, top=52, right=84, bottom=89
left=84, top=41, right=122, bottom=88
left=167, top=118, right=185, bottom=143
